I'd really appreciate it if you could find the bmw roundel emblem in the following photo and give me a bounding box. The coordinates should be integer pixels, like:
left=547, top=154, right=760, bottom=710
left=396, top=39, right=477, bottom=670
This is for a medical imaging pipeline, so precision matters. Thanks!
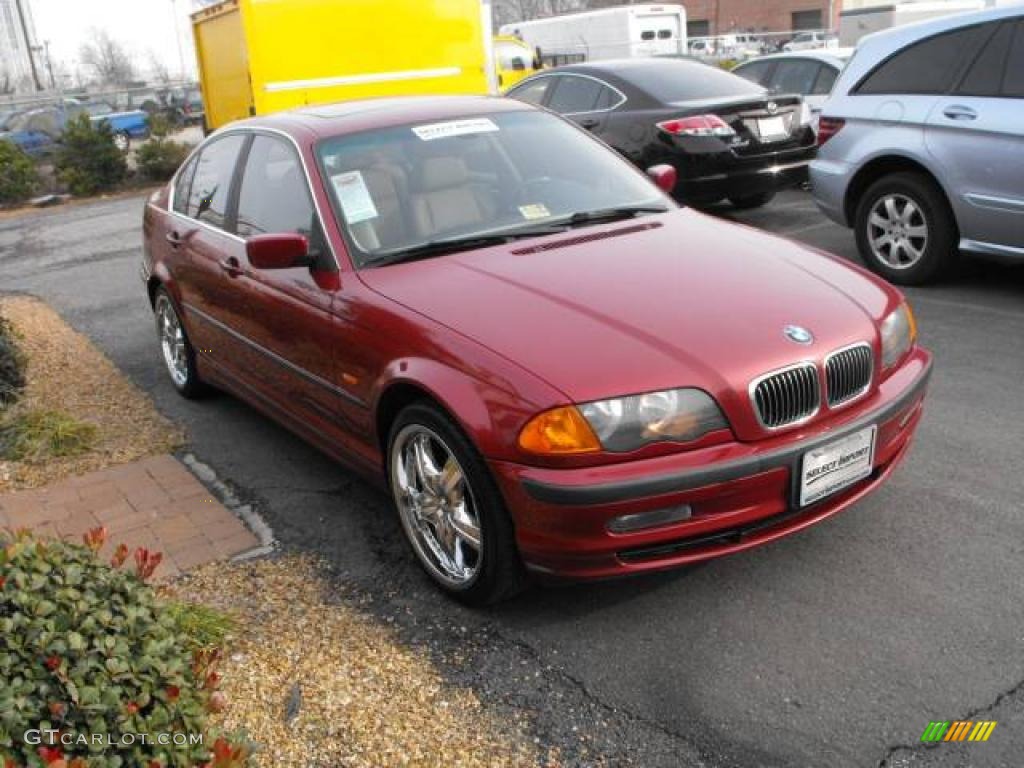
left=767, top=101, right=778, bottom=114
left=784, top=325, right=814, bottom=345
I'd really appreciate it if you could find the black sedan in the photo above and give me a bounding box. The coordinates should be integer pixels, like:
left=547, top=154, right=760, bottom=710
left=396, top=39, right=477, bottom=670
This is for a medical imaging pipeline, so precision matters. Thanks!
left=507, top=58, right=816, bottom=209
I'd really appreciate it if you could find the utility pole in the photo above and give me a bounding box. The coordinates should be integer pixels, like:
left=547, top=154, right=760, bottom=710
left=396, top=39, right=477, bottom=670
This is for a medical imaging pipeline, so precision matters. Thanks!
left=13, top=0, right=44, bottom=91
left=171, top=0, right=188, bottom=80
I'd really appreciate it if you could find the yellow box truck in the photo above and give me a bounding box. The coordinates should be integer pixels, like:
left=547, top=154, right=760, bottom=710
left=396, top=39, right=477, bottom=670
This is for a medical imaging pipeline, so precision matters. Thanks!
left=192, top=0, right=497, bottom=131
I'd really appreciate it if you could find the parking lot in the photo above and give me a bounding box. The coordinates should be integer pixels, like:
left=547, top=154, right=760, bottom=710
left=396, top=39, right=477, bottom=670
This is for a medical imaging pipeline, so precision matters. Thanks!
left=1, top=187, right=1022, bottom=766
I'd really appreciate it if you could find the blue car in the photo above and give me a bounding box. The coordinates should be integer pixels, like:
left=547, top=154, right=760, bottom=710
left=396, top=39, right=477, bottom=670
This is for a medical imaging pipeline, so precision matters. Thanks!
left=0, top=101, right=149, bottom=156
left=83, top=102, right=150, bottom=150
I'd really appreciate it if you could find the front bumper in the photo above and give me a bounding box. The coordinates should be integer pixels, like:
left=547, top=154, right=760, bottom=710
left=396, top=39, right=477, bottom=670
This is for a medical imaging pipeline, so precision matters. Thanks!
left=492, top=349, right=932, bottom=580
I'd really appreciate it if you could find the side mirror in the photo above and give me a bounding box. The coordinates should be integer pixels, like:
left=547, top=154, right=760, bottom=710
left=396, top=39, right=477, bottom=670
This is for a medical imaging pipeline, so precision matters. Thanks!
left=646, top=164, right=677, bottom=194
left=246, top=233, right=311, bottom=270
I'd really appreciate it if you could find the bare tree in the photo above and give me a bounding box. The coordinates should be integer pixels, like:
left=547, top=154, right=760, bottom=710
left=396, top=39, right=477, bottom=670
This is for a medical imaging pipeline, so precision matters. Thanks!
left=79, top=30, right=136, bottom=85
left=147, top=50, right=171, bottom=83
left=494, top=0, right=590, bottom=26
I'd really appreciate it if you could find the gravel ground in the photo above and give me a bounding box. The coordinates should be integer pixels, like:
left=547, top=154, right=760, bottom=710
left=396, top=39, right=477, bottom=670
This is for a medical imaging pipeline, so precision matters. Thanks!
left=169, top=555, right=556, bottom=768
left=0, top=295, right=183, bottom=490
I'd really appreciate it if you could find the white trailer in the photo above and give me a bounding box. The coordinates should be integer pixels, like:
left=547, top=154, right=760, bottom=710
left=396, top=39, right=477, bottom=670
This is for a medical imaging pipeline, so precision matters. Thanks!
left=499, top=4, right=686, bottom=64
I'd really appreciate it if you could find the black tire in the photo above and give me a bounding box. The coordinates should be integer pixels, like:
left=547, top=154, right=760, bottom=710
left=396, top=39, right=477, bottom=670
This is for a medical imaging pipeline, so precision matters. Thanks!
left=728, top=191, right=776, bottom=209
left=153, top=288, right=206, bottom=399
left=854, top=172, right=957, bottom=285
left=387, top=402, right=528, bottom=606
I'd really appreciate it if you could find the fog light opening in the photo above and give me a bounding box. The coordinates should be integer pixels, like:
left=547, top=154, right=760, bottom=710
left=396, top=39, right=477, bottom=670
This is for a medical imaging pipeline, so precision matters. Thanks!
left=608, top=504, right=692, bottom=534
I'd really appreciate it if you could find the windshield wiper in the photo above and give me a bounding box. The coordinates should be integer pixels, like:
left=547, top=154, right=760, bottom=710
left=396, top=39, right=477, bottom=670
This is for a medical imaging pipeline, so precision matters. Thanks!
left=559, top=205, right=670, bottom=228
left=363, top=227, right=564, bottom=268
left=362, top=206, right=669, bottom=268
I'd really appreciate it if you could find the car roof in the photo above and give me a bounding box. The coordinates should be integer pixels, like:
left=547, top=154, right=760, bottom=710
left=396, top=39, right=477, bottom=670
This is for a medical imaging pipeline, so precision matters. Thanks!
left=554, top=57, right=712, bottom=78
left=215, top=95, right=533, bottom=141
left=738, top=48, right=855, bottom=67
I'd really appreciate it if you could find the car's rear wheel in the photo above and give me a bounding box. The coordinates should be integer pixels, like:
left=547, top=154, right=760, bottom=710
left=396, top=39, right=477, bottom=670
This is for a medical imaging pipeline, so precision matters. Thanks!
left=728, top=191, right=776, bottom=210
left=854, top=172, right=956, bottom=285
left=153, top=288, right=204, bottom=398
left=388, top=402, right=527, bottom=605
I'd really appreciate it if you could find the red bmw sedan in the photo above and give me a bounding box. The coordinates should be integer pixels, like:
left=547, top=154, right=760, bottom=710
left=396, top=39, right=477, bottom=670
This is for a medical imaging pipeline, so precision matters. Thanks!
left=142, top=96, right=931, bottom=604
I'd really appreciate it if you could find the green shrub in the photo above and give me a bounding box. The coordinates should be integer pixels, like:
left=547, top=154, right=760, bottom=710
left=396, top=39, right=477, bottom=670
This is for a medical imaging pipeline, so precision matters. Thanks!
left=0, top=314, right=26, bottom=409
left=56, top=114, right=126, bottom=197
left=0, top=141, right=39, bottom=205
left=136, top=139, right=190, bottom=182
left=0, top=409, right=98, bottom=462
left=0, top=529, right=252, bottom=767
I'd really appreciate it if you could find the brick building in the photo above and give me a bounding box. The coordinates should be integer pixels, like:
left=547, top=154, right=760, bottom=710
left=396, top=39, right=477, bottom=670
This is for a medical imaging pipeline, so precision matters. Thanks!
left=683, top=0, right=841, bottom=36
left=590, top=0, right=842, bottom=37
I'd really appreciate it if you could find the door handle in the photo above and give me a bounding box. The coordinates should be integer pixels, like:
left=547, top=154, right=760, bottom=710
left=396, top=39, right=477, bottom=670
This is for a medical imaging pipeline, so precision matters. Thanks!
left=218, top=257, right=243, bottom=277
left=943, top=105, right=977, bottom=121
left=165, top=231, right=183, bottom=248
left=579, top=118, right=600, bottom=130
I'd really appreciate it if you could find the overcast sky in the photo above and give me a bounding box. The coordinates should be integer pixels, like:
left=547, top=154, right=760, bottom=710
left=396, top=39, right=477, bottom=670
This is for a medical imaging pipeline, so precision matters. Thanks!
left=29, top=0, right=198, bottom=81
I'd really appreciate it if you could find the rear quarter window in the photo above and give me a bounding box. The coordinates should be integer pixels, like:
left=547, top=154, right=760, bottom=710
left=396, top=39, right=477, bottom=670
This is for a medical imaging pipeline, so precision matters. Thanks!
left=855, top=24, right=989, bottom=95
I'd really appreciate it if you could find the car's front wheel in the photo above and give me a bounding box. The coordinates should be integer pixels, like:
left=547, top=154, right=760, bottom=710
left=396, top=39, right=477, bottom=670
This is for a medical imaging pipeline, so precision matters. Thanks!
left=153, top=289, right=204, bottom=398
left=388, top=402, right=527, bottom=605
left=854, top=172, right=957, bottom=285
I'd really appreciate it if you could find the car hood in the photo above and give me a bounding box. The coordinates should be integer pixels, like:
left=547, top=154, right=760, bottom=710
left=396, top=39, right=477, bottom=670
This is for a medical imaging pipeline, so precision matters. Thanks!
left=360, top=209, right=897, bottom=435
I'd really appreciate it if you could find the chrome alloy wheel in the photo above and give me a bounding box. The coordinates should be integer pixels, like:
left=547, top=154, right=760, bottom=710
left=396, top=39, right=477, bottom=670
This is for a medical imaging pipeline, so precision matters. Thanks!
left=390, top=425, right=483, bottom=588
left=156, top=295, right=188, bottom=388
left=867, top=193, right=928, bottom=269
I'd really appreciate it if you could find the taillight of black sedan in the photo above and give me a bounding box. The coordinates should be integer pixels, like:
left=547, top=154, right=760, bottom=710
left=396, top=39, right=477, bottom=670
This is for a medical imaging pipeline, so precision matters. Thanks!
left=508, top=57, right=817, bottom=210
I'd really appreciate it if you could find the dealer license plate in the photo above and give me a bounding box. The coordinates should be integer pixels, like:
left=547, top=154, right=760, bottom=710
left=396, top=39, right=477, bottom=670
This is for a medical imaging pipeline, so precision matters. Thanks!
left=799, top=426, right=876, bottom=507
left=757, top=116, right=788, bottom=141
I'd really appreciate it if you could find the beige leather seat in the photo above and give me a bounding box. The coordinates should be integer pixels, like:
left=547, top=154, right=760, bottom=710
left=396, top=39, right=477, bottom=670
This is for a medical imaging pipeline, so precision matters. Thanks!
left=409, top=157, right=497, bottom=240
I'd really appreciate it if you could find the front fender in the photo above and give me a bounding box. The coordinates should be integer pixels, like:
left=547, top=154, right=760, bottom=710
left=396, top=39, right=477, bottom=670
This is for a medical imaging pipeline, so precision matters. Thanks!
left=371, top=357, right=555, bottom=462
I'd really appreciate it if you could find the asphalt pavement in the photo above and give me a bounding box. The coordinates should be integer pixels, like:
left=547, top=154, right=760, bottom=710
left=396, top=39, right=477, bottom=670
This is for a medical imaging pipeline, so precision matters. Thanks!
left=1, top=188, right=1022, bottom=767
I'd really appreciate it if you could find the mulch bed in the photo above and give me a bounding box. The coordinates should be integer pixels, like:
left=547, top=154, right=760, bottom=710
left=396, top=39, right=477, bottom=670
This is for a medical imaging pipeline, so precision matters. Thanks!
left=0, top=295, right=183, bottom=491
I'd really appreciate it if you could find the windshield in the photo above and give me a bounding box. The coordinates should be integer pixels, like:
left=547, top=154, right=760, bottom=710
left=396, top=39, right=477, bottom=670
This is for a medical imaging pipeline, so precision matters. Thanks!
left=316, top=109, right=669, bottom=268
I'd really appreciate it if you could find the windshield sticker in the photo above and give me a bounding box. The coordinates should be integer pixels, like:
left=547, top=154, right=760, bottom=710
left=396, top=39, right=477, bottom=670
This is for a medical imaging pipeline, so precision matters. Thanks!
left=412, top=118, right=500, bottom=141
left=330, top=170, right=378, bottom=224
left=518, top=203, right=551, bottom=220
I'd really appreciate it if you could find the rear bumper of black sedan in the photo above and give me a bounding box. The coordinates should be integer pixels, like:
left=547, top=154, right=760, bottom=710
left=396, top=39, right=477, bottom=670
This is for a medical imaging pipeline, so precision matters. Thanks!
left=669, top=144, right=816, bottom=204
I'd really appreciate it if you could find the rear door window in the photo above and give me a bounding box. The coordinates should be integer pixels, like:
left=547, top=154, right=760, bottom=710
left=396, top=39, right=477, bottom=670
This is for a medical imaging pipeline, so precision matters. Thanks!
left=957, top=21, right=1013, bottom=96
left=186, top=134, right=247, bottom=228
left=508, top=77, right=553, bottom=106
left=1003, top=21, right=1024, bottom=97
left=734, top=60, right=775, bottom=86
left=172, top=155, right=197, bottom=214
left=547, top=75, right=606, bottom=114
left=811, top=64, right=839, bottom=95
left=856, top=24, right=989, bottom=95
left=769, top=60, right=821, bottom=95
left=235, top=135, right=315, bottom=238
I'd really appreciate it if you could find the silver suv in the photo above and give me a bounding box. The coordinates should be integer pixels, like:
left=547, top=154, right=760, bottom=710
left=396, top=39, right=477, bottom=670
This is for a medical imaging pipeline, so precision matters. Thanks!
left=810, top=6, right=1024, bottom=284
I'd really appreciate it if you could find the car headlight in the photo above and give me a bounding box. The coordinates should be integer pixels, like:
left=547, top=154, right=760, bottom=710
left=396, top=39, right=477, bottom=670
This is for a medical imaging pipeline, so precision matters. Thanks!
left=581, top=387, right=728, bottom=452
left=880, top=302, right=917, bottom=370
left=518, top=389, right=730, bottom=455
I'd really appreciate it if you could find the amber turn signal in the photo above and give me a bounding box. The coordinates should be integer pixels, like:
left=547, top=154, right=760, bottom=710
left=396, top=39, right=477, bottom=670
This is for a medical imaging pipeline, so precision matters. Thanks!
left=518, top=406, right=601, bottom=455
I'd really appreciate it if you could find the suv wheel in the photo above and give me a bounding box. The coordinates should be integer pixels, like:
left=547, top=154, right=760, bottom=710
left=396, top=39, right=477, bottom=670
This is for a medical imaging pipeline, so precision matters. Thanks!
left=854, top=172, right=956, bottom=285
left=388, top=402, right=528, bottom=605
